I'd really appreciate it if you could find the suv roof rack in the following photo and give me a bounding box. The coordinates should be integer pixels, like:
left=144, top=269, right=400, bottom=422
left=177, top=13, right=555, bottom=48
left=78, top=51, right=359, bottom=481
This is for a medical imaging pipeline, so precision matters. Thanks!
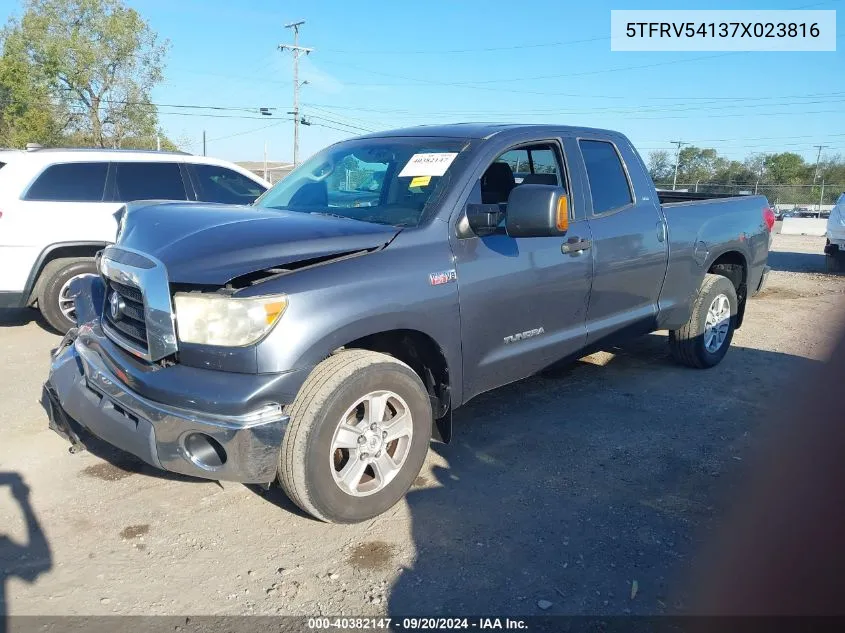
left=25, top=146, right=192, bottom=156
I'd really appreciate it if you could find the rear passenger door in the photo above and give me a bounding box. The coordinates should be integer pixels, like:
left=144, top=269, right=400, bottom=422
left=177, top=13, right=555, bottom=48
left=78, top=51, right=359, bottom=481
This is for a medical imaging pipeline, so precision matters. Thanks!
left=14, top=162, right=121, bottom=280
left=577, top=138, right=668, bottom=346
left=188, top=164, right=267, bottom=205
left=109, top=161, right=190, bottom=203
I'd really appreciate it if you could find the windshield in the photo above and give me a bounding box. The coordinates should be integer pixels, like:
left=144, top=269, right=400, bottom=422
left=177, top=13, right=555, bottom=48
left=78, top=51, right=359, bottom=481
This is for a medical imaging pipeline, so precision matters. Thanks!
left=254, top=137, right=470, bottom=227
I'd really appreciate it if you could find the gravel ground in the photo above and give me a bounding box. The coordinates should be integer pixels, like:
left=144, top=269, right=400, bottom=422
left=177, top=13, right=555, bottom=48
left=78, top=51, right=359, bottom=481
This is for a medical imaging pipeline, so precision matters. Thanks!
left=1, top=233, right=843, bottom=618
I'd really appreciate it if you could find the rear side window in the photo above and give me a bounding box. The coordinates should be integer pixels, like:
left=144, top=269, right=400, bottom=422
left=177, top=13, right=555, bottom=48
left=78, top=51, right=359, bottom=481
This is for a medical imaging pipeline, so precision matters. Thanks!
left=24, top=162, right=108, bottom=202
left=192, top=164, right=266, bottom=204
left=114, top=162, right=187, bottom=202
left=579, top=140, right=633, bottom=214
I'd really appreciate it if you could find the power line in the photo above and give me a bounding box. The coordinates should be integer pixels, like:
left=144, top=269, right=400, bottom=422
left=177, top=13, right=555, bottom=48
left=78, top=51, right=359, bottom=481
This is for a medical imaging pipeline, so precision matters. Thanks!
left=301, top=95, right=845, bottom=119
left=302, top=113, right=375, bottom=133
left=320, top=34, right=611, bottom=55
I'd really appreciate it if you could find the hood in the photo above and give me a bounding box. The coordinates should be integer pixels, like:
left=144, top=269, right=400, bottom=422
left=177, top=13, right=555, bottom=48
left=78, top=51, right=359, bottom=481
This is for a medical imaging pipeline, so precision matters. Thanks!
left=115, top=201, right=399, bottom=285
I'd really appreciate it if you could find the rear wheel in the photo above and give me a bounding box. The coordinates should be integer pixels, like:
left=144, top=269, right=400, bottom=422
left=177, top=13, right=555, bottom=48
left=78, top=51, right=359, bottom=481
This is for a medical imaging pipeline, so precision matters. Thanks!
left=669, top=273, right=738, bottom=369
left=37, top=258, right=98, bottom=334
left=825, top=249, right=843, bottom=273
left=278, top=350, right=432, bottom=523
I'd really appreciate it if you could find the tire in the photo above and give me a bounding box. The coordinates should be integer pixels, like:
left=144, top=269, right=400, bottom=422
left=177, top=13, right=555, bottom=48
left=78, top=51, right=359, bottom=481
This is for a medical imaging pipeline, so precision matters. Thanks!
left=37, top=258, right=98, bottom=334
left=669, top=273, right=738, bottom=369
left=278, top=349, right=432, bottom=523
left=825, top=252, right=843, bottom=273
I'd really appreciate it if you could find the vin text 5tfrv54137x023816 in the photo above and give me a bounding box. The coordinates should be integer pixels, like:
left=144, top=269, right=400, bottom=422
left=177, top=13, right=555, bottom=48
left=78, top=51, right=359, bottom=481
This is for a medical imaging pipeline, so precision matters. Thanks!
left=44, top=123, right=773, bottom=523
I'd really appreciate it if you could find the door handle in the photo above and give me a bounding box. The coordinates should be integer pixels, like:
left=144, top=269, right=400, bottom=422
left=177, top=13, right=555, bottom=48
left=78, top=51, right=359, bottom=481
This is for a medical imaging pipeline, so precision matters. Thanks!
left=656, top=220, right=667, bottom=243
left=561, top=238, right=592, bottom=254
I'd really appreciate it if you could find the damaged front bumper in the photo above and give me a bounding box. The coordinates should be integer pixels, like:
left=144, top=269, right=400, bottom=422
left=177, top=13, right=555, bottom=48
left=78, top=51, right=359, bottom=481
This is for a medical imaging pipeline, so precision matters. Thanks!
left=43, top=281, right=291, bottom=484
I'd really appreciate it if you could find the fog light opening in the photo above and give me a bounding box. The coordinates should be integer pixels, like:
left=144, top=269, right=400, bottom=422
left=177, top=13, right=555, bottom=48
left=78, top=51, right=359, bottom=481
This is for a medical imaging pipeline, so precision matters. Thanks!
left=183, top=432, right=227, bottom=470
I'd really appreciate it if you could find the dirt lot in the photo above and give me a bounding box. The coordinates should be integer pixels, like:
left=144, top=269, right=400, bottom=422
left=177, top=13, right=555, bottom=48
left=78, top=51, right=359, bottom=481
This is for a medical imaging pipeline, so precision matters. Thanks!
left=1, top=233, right=843, bottom=618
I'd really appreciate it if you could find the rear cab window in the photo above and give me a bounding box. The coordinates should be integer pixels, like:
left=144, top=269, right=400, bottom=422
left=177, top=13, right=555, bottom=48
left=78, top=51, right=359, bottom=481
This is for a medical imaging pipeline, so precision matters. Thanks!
left=24, top=162, right=108, bottom=202
left=113, top=162, right=187, bottom=202
left=578, top=140, right=633, bottom=215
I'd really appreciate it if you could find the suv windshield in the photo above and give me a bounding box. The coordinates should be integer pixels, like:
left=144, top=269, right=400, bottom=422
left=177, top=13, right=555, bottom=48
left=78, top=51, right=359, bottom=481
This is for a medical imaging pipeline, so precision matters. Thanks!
left=254, top=137, right=470, bottom=227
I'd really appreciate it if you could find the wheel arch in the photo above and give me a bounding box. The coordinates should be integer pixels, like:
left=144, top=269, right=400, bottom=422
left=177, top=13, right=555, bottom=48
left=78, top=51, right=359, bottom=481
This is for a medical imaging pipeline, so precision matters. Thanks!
left=705, top=249, right=749, bottom=328
left=340, top=328, right=453, bottom=443
left=24, top=241, right=108, bottom=305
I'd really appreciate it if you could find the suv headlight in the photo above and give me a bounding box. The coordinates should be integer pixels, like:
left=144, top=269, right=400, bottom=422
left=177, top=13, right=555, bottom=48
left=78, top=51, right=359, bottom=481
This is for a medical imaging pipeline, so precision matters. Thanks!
left=174, top=293, right=288, bottom=346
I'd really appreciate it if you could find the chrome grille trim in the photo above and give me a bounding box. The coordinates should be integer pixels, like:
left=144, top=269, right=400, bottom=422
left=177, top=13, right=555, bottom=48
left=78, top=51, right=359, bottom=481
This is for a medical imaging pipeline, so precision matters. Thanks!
left=99, top=246, right=178, bottom=362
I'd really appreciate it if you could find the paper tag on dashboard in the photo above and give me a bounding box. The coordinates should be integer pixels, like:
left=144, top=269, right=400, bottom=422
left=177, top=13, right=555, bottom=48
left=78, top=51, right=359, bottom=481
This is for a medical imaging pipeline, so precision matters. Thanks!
left=398, top=153, right=458, bottom=177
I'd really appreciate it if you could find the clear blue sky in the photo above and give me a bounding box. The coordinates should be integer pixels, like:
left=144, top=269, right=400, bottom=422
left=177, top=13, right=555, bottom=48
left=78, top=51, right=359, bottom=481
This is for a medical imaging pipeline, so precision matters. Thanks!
left=3, top=0, right=844, bottom=164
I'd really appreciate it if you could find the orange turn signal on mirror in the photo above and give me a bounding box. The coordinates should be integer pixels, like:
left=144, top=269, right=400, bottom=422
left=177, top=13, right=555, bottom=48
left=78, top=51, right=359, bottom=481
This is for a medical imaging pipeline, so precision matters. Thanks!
left=556, top=196, right=569, bottom=231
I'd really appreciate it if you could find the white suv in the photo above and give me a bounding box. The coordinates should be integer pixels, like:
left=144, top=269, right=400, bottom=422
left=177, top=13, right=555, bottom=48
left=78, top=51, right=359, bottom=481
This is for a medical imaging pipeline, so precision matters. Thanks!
left=825, top=192, right=845, bottom=273
left=0, top=148, right=270, bottom=332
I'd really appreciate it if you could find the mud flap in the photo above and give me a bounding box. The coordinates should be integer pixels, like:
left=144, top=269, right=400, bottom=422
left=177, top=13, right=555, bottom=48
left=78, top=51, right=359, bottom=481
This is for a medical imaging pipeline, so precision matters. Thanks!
left=432, top=409, right=452, bottom=444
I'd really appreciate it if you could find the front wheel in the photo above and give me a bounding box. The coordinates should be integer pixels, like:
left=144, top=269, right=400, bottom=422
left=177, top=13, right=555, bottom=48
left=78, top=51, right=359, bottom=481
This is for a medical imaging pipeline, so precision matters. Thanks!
left=37, top=258, right=98, bottom=334
left=278, top=350, right=432, bottom=523
left=669, top=273, right=738, bottom=369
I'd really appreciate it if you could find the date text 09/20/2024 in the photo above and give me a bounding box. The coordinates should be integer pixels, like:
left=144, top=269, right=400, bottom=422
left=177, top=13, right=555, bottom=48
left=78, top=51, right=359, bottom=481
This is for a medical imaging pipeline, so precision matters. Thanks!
left=307, top=617, right=528, bottom=630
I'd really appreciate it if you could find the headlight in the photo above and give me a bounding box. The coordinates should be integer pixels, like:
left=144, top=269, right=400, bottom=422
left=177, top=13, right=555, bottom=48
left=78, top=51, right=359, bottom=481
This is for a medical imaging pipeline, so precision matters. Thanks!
left=174, top=293, right=288, bottom=346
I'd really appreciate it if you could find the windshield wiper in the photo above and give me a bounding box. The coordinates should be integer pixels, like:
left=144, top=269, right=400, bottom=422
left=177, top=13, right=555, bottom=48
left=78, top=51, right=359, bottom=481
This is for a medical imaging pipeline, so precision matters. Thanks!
left=309, top=212, right=360, bottom=221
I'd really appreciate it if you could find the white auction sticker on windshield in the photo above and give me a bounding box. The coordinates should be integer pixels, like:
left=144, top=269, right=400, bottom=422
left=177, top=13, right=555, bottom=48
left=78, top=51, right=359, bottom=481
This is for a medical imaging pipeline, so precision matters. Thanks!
left=398, top=153, right=458, bottom=178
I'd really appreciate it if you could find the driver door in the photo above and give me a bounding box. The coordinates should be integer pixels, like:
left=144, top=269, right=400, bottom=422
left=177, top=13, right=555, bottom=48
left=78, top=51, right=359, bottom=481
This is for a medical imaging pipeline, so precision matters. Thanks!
left=451, top=139, right=594, bottom=401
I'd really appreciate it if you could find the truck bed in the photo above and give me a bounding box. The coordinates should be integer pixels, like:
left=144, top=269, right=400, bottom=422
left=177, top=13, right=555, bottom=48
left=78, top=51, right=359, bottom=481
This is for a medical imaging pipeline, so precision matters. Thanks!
left=657, top=190, right=756, bottom=205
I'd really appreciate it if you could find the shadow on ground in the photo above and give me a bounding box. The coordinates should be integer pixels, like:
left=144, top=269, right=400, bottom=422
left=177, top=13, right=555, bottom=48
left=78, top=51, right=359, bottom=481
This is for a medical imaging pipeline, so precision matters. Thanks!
left=388, top=334, right=819, bottom=617
left=0, top=308, right=51, bottom=330
left=767, top=249, right=828, bottom=274
left=0, top=472, right=51, bottom=629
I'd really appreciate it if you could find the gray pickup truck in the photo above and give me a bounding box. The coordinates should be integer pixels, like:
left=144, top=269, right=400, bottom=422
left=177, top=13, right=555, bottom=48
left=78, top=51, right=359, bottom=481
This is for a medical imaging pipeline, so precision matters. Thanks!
left=44, top=123, right=774, bottom=523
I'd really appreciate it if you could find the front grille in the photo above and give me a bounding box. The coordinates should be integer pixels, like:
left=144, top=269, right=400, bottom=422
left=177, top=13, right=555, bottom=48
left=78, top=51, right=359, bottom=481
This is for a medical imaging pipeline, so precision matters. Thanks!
left=103, top=279, right=148, bottom=351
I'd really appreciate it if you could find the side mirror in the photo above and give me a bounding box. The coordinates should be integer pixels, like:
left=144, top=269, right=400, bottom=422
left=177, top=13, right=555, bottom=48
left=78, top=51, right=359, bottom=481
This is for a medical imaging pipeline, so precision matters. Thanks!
left=505, top=185, right=569, bottom=238
left=466, top=203, right=502, bottom=237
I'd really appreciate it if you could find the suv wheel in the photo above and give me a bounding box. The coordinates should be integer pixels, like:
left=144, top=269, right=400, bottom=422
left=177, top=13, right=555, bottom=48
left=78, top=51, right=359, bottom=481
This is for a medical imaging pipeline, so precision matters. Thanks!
left=669, top=273, right=738, bottom=369
left=37, top=258, right=98, bottom=334
left=278, top=350, right=432, bottom=523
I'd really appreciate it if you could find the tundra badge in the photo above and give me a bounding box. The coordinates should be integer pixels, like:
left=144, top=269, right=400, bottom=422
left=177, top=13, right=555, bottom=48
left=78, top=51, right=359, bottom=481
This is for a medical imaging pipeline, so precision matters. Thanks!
left=504, top=327, right=545, bottom=344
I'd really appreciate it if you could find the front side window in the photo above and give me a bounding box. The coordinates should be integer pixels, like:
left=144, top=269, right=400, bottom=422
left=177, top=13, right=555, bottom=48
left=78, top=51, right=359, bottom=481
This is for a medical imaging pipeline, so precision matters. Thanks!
left=479, top=143, right=564, bottom=207
left=193, top=164, right=266, bottom=204
left=114, top=162, right=187, bottom=202
left=254, top=137, right=470, bottom=227
left=579, top=140, right=633, bottom=214
left=24, top=162, right=108, bottom=202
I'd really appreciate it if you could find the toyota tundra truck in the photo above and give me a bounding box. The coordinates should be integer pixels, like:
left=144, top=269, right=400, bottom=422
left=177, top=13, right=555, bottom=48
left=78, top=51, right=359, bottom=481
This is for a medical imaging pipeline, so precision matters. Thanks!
left=44, top=123, right=774, bottom=523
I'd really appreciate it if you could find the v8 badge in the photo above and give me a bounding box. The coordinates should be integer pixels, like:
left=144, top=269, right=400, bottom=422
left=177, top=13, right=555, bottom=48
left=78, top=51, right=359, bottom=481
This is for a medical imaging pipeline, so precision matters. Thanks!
left=429, top=269, right=457, bottom=286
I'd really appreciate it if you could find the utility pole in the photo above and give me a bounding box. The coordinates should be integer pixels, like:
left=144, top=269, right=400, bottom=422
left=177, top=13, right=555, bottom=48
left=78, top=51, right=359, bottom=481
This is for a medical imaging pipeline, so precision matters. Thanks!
left=202, top=130, right=206, bottom=157
left=156, top=134, right=161, bottom=152
left=279, top=21, right=313, bottom=167
left=264, top=140, right=268, bottom=181
left=819, top=178, right=826, bottom=212
left=671, top=140, right=686, bottom=191
left=812, top=144, right=828, bottom=185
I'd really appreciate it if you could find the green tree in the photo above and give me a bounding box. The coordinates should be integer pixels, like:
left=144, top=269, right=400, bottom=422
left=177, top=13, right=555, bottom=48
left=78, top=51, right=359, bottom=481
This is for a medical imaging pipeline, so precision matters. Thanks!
left=0, top=0, right=169, bottom=148
left=647, top=149, right=672, bottom=182
left=677, top=146, right=719, bottom=185
left=763, top=152, right=809, bottom=185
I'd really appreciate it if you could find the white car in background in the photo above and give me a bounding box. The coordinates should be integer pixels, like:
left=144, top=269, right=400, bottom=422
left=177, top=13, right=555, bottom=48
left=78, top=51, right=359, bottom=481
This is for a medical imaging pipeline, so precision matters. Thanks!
left=0, top=147, right=270, bottom=332
left=825, top=192, right=845, bottom=273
